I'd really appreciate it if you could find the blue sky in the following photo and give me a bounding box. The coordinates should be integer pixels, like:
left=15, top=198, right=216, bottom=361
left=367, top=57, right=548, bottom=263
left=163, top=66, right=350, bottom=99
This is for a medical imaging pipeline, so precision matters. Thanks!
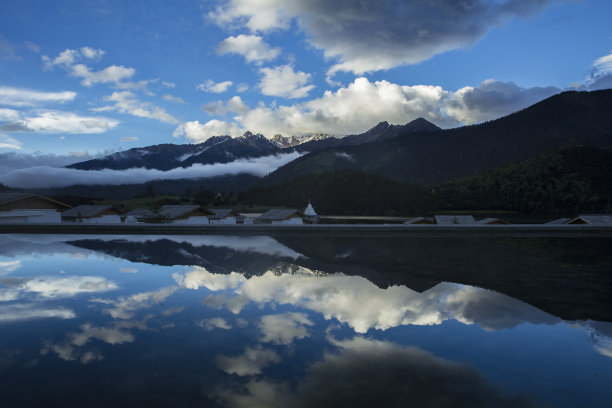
left=1, top=0, right=611, bottom=162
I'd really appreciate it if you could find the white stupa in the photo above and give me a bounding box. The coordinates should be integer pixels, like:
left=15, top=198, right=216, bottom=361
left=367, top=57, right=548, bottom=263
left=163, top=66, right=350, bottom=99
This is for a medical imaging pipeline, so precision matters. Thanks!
left=304, top=200, right=318, bottom=223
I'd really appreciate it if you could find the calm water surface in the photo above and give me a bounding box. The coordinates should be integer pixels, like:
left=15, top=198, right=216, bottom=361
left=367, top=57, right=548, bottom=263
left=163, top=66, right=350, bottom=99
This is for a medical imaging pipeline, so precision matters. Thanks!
left=1, top=233, right=611, bottom=407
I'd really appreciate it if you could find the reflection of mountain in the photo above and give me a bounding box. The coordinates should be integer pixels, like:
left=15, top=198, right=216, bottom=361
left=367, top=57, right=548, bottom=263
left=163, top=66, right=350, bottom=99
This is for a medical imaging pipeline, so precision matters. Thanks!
left=64, top=234, right=612, bottom=322
left=67, top=236, right=303, bottom=276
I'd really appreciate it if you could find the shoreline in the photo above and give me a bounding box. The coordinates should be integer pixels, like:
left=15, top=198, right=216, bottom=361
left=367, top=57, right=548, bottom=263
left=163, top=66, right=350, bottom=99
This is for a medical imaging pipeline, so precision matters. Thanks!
left=2, top=223, right=612, bottom=237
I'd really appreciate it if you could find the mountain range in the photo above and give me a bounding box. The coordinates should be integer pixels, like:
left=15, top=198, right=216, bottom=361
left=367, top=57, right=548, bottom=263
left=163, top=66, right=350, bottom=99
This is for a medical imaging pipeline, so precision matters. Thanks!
left=67, top=118, right=439, bottom=171
left=20, top=89, right=612, bottom=209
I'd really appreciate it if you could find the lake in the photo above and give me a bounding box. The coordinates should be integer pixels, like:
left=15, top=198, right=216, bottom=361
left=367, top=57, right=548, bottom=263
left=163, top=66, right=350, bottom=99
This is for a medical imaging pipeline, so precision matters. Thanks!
left=1, top=233, right=611, bottom=407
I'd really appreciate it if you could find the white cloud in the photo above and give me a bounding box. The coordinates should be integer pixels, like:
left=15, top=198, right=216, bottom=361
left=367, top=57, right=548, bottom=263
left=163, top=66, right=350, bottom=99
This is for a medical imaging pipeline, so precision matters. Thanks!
left=0, top=86, right=76, bottom=107
left=0, top=303, right=75, bottom=323
left=585, top=52, right=612, bottom=91
left=186, top=268, right=558, bottom=333
left=211, top=0, right=558, bottom=76
left=0, top=134, right=21, bottom=150
left=218, top=35, right=281, bottom=64
left=238, top=77, right=450, bottom=136
left=80, top=47, right=105, bottom=60
left=0, top=259, right=21, bottom=275
left=0, top=108, right=21, bottom=121
left=162, top=81, right=176, bottom=88
left=104, top=91, right=179, bottom=124
left=162, top=94, right=187, bottom=104
left=216, top=346, right=281, bottom=376
left=120, top=267, right=138, bottom=274
left=202, top=96, right=249, bottom=116
left=196, top=79, right=233, bottom=93
left=173, top=119, right=242, bottom=141
left=71, top=64, right=136, bottom=87
left=102, top=286, right=179, bottom=319
left=202, top=77, right=564, bottom=136
left=197, top=317, right=232, bottom=331
left=22, top=275, right=118, bottom=299
left=259, top=65, right=315, bottom=98
left=18, top=110, right=119, bottom=134
left=259, top=312, right=314, bottom=345
left=174, top=267, right=246, bottom=291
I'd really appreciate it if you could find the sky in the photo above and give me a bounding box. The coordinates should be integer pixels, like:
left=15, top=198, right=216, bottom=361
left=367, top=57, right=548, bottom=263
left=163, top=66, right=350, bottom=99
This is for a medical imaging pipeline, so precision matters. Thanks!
left=1, top=0, right=611, bottom=166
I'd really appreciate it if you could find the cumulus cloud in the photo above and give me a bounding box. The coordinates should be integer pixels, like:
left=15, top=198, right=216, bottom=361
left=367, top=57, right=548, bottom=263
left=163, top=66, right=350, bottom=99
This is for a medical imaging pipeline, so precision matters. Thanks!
left=0, top=86, right=76, bottom=107
left=217, top=337, right=543, bottom=407
left=0, top=134, right=21, bottom=150
left=174, top=267, right=246, bottom=291
left=102, top=91, right=179, bottom=124
left=196, top=79, right=233, bottom=93
left=446, top=79, right=560, bottom=124
left=211, top=0, right=558, bottom=76
left=202, top=96, right=249, bottom=116
left=216, top=346, right=281, bottom=376
left=259, top=65, right=315, bottom=99
left=237, top=77, right=451, bottom=136
left=217, top=35, right=281, bottom=64
left=201, top=77, right=567, bottom=136
left=172, top=119, right=242, bottom=141
left=182, top=268, right=559, bottom=333
left=258, top=312, right=314, bottom=345
left=80, top=46, right=105, bottom=60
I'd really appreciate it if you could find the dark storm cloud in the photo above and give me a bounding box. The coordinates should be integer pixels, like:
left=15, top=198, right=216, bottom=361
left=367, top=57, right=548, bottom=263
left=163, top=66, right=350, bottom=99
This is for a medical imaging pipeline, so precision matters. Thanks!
left=216, top=337, right=546, bottom=408
left=446, top=79, right=560, bottom=124
left=214, top=0, right=560, bottom=75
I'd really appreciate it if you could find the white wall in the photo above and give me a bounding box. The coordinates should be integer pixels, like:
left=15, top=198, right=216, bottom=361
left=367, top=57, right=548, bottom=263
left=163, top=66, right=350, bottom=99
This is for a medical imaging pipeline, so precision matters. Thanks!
left=172, top=216, right=209, bottom=225
left=81, top=215, right=122, bottom=224
left=272, top=218, right=303, bottom=225
left=0, top=210, right=61, bottom=224
left=210, top=217, right=236, bottom=225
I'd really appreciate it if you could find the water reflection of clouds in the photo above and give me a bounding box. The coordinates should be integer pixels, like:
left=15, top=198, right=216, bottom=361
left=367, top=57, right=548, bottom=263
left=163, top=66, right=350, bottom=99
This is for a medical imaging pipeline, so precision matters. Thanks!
left=1, top=275, right=117, bottom=303
left=98, top=286, right=179, bottom=319
left=216, top=346, right=281, bottom=376
left=175, top=266, right=559, bottom=333
left=258, top=313, right=314, bottom=345
left=0, top=303, right=75, bottom=322
left=215, top=337, right=544, bottom=408
left=0, top=260, right=21, bottom=275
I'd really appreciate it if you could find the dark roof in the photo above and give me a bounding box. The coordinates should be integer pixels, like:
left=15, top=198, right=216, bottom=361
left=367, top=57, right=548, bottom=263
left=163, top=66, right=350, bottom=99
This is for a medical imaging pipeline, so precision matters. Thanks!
left=0, top=192, right=71, bottom=209
left=209, top=209, right=240, bottom=219
left=62, top=205, right=122, bottom=218
left=434, top=215, right=476, bottom=225
left=477, top=217, right=510, bottom=225
left=256, top=209, right=304, bottom=220
left=567, top=214, right=612, bottom=225
left=159, top=205, right=214, bottom=219
left=404, top=217, right=434, bottom=225
left=127, top=208, right=154, bottom=217
left=545, top=217, right=571, bottom=225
